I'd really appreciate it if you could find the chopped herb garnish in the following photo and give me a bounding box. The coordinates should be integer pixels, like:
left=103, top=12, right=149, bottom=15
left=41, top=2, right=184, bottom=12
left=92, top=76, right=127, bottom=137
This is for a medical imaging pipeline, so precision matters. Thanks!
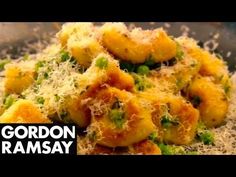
left=198, top=131, right=214, bottom=145
left=119, top=61, right=135, bottom=72
left=215, top=53, right=223, bottom=60
left=144, top=57, right=156, bottom=67
left=54, top=94, right=60, bottom=102
left=185, top=151, right=198, bottom=155
left=218, top=75, right=224, bottom=81
left=148, top=132, right=158, bottom=143
left=190, top=61, right=197, bottom=67
left=36, top=77, right=43, bottom=85
left=0, top=59, right=11, bottom=71
left=196, top=122, right=214, bottom=145
left=23, top=53, right=30, bottom=61
left=60, top=51, right=70, bottom=62
left=161, top=114, right=179, bottom=128
left=132, top=74, right=153, bottom=91
left=176, top=42, right=184, bottom=60
left=35, top=61, right=46, bottom=72
left=109, top=109, right=125, bottom=129
left=158, top=143, right=186, bottom=155
left=176, top=78, right=183, bottom=88
left=197, top=121, right=207, bottom=131
left=224, top=84, right=231, bottom=95
left=36, top=97, right=45, bottom=105
left=3, top=95, right=16, bottom=109
left=57, top=111, right=73, bottom=123
left=88, top=131, right=97, bottom=142
left=43, top=72, right=49, bottom=79
left=69, top=57, right=77, bottom=65
left=158, top=143, right=173, bottom=155
left=95, top=57, right=108, bottom=69
left=60, top=110, right=68, bottom=120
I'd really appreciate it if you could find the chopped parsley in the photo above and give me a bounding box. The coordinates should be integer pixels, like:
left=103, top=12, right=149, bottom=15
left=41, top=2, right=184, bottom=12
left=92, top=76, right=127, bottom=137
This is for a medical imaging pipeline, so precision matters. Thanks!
left=176, top=78, right=183, bottom=89
left=0, top=59, right=11, bottom=71
left=224, top=82, right=231, bottom=95
left=158, top=143, right=173, bottom=155
left=198, top=131, right=214, bottom=145
left=43, top=72, right=49, bottom=79
left=119, top=61, right=135, bottom=72
left=88, top=131, right=97, bottom=142
left=3, top=95, right=16, bottom=109
left=60, top=51, right=70, bottom=62
left=176, top=42, right=184, bottom=61
left=132, top=73, right=153, bottom=91
left=54, top=94, right=60, bottom=102
left=148, top=132, right=159, bottom=143
left=158, top=143, right=189, bottom=155
left=196, top=122, right=215, bottom=145
left=144, top=57, right=156, bottom=67
left=36, top=97, right=45, bottom=105
left=161, top=114, right=179, bottom=128
left=109, top=109, right=125, bottom=129
left=35, top=60, right=46, bottom=72
left=23, top=53, right=30, bottom=61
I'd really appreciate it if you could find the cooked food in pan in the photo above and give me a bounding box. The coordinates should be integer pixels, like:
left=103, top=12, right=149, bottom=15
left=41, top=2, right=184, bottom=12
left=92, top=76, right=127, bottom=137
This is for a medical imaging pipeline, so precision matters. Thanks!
left=0, top=22, right=235, bottom=155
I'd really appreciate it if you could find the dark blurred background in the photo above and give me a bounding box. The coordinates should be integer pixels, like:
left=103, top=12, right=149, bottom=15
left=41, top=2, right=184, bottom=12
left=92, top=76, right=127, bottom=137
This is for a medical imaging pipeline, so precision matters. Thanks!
left=0, top=22, right=235, bottom=71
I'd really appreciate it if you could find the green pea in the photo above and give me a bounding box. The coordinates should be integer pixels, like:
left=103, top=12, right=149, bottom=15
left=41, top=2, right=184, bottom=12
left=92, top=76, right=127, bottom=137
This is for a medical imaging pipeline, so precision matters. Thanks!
left=137, top=65, right=150, bottom=75
left=95, top=57, right=108, bottom=69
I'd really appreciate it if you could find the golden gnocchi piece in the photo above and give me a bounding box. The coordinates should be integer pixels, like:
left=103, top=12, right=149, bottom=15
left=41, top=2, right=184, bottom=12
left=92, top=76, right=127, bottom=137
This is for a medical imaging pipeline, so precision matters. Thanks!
left=151, top=29, right=177, bottom=62
left=149, top=54, right=201, bottom=93
left=130, top=139, right=162, bottom=155
left=66, top=96, right=91, bottom=128
left=177, top=36, right=232, bottom=95
left=67, top=35, right=104, bottom=68
left=100, top=23, right=177, bottom=64
left=100, top=23, right=151, bottom=63
left=79, top=53, right=135, bottom=92
left=66, top=54, right=134, bottom=127
left=88, top=145, right=115, bottom=155
left=58, top=22, right=105, bottom=68
left=0, top=99, right=51, bottom=123
left=159, top=96, right=200, bottom=145
left=138, top=91, right=199, bottom=145
left=4, top=62, right=35, bottom=94
left=89, top=87, right=156, bottom=147
left=57, top=22, right=94, bottom=46
left=187, top=76, right=228, bottom=128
